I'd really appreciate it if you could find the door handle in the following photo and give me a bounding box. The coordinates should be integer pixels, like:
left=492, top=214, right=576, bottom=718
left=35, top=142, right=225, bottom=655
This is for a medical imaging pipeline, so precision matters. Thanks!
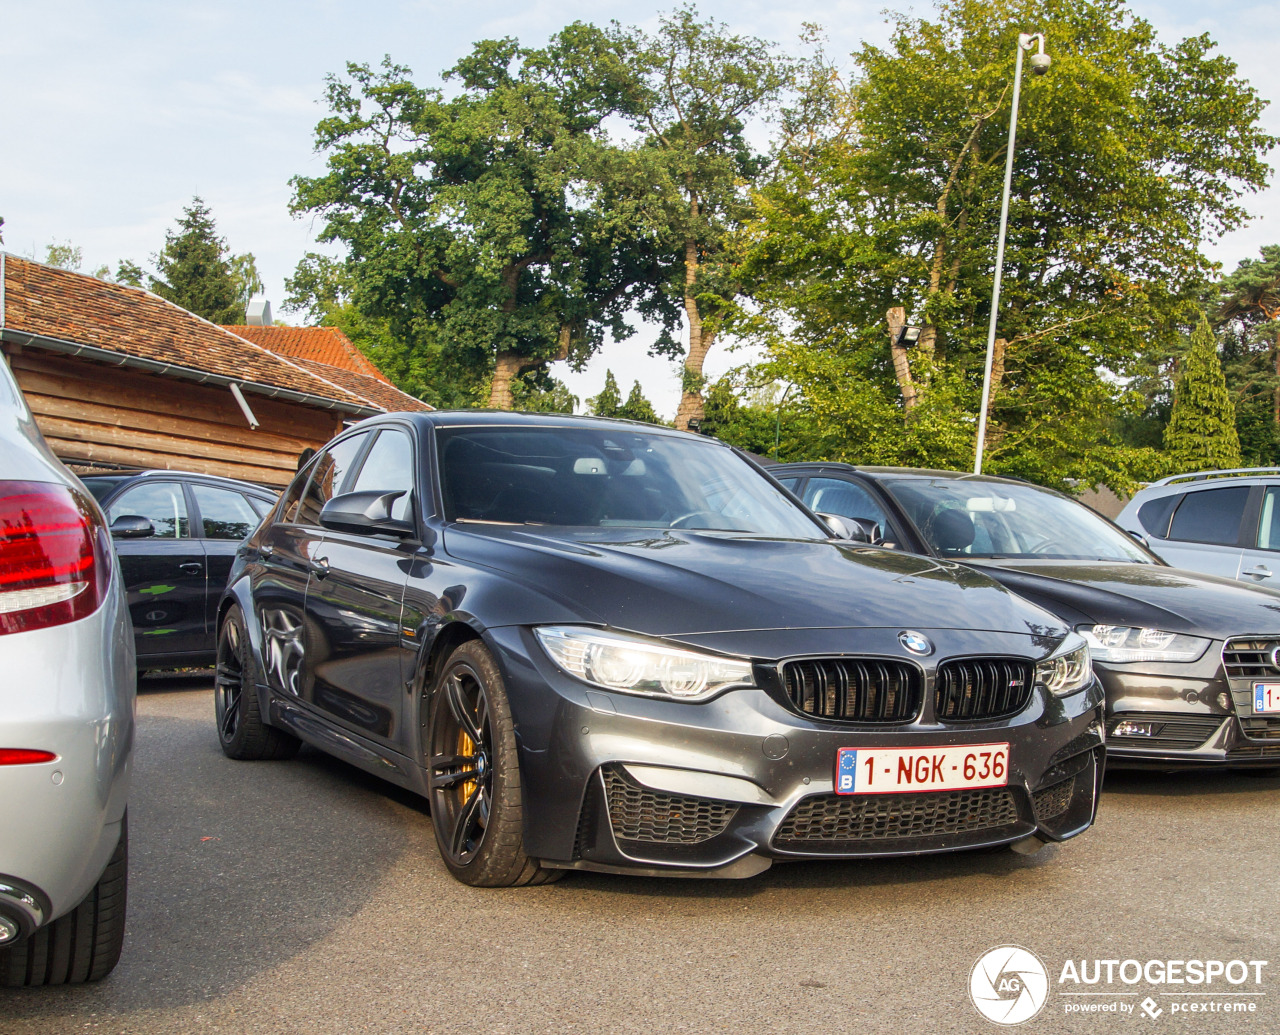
left=179, top=562, right=203, bottom=574
left=1244, top=565, right=1273, bottom=579
left=260, top=542, right=274, bottom=558
left=311, top=556, right=331, bottom=579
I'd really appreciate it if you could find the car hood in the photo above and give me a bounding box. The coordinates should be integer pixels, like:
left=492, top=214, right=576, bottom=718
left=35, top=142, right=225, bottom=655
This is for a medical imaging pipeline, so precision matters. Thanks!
left=968, top=560, right=1280, bottom=639
left=442, top=525, right=1067, bottom=650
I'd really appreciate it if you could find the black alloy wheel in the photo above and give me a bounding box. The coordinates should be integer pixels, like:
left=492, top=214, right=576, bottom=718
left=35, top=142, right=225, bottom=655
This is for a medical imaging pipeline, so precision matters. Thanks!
left=215, top=605, right=300, bottom=761
left=426, top=640, right=562, bottom=887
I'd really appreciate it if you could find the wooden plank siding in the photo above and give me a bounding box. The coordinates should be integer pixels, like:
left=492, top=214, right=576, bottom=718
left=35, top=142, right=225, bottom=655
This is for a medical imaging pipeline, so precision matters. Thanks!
left=7, top=350, right=346, bottom=487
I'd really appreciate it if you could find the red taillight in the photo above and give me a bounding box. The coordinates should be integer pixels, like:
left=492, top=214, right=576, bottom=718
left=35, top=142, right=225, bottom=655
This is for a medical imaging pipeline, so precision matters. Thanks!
left=0, top=749, right=57, bottom=765
left=0, top=481, right=110, bottom=635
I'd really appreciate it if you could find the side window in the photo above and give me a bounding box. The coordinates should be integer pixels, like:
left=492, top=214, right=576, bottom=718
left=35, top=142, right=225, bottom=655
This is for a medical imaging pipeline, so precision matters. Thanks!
left=775, top=477, right=802, bottom=492
left=107, top=482, right=190, bottom=538
left=1257, top=487, right=1280, bottom=551
left=1137, top=494, right=1181, bottom=539
left=192, top=485, right=261, bottom=541
left=348, top=429, right=415, bottom=521
left=295, top=432, right=371, bottom=527
left=1168, top=486, right=1250, bottom=546
left=801, top=477, right=891, bottom=528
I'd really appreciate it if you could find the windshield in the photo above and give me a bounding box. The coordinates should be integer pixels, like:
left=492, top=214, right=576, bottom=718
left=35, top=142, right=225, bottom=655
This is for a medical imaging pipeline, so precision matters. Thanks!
left=883, top=478, right=1153, bottom=563
left=437, top=425, right=825, bottom=538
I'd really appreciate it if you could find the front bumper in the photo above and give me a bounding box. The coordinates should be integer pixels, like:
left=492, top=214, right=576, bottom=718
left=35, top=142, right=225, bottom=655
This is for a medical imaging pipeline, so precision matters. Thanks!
left=1101, top=646, right=1280, bottom=769
left=487, top=627, right=1105, bottom=876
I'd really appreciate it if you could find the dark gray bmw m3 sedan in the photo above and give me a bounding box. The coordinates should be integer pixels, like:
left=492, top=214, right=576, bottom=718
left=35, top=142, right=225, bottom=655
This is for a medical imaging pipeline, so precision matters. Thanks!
left=213, top=412, right=1104, bottom=885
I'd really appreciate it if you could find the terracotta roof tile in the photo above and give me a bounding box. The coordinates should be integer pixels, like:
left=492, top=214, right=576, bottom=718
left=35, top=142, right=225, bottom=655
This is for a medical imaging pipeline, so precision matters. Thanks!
left=291, top=358, right=432, bottom=413
left=1, top=255, right=378, bottom=412
left=227, top=324, right=395, bottom=385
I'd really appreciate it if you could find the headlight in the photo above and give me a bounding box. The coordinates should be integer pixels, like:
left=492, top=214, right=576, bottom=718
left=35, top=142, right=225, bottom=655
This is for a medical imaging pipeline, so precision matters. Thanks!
left=1035, top=633, right=1093, bottom=697
left=534, top=626, right=755, bottom=700
left=1078, top=625, right=1210, bottom=663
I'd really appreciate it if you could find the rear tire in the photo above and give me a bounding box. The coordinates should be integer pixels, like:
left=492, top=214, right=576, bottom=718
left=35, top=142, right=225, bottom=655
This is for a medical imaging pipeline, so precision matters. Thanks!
left=0, top=816, right=128, bottom=986
left=215, top=605, right=300, bottom=761
left=425, top=640, right=561, bottom=887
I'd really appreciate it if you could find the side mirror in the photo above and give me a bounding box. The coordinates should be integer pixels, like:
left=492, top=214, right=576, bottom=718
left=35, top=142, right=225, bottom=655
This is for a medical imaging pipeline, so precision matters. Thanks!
left=319, top=490, right=415, bottom=538
left=817, top=512, right=867, bottom=543
left=110, top=514, right=156, bottom=539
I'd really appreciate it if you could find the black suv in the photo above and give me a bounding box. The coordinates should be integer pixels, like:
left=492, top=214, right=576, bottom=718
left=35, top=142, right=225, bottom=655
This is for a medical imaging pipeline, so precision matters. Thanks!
left=81, top=471, right=277, bottom=668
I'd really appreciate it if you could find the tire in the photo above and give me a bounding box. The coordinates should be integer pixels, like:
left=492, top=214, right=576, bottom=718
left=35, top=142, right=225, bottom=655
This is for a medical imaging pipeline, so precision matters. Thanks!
left=0, top=816, right=128, bottom=986
left=215, top=605, right=300, bottom=761
left=425, top=640, right=562, bottom=887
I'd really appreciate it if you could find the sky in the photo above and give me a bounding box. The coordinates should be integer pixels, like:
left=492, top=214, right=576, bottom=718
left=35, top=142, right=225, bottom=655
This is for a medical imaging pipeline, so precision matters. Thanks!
left=2, top=0, right=1277, bottom=418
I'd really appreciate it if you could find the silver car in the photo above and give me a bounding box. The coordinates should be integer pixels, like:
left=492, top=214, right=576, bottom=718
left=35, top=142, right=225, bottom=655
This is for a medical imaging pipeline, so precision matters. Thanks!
left=1116, top=468, right=1280, bottom=584
left=0, top=355, right=134, bottom=985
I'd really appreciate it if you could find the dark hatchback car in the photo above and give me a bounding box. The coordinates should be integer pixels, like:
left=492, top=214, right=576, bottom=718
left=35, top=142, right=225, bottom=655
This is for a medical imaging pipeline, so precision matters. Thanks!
left=213, top=412, right=1104, bottom=886
left=774, top=462, right=1280, bottom=771
left=81, top=471, right=277, bottom=667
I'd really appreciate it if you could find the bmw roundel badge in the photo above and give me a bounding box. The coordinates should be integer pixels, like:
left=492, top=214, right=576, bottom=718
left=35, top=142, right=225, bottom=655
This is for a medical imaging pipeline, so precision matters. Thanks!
left=899, top=630, right=934, bottom=656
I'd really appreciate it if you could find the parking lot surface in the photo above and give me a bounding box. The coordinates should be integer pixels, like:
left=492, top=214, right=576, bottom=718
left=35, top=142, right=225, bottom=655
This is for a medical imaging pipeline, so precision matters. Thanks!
left=2, top=675, right=1277, bottom=1034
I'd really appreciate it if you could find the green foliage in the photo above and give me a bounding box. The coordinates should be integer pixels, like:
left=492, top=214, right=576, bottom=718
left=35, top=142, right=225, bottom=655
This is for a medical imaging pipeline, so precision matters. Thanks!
left=511, top=375, right=578, bottom=414
left=588, top=370, right=624, bottom=417
left=1164, top=314, right=1242, bottom=471
left=618, top=380, right=662, bottom=425
left=139, top=198, right=262, bottom=324
left=43, top=241, right=82, bottom=271
left=733, top=0, right=1272, bottom=491
left=1217, top=245, right=1280, bottom=464
left=291, top=29, right=683, bottom=408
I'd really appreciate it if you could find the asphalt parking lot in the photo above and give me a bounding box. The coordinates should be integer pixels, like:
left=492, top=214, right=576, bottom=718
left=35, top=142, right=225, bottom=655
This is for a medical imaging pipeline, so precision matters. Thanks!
left=2, top=674, right=1278, bottom=1034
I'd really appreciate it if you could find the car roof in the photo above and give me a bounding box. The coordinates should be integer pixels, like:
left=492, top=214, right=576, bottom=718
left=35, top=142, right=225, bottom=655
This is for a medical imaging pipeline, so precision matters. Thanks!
left=1142, top=467, right=1280, bottom=489
left=773, top=461, right=1033, bottom=488
left=89, top=469, right=277, bottom=497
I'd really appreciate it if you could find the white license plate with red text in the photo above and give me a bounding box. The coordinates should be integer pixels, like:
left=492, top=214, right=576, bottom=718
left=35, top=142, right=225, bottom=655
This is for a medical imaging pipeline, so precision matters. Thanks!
left=834, top=743, right=1009, bottom=795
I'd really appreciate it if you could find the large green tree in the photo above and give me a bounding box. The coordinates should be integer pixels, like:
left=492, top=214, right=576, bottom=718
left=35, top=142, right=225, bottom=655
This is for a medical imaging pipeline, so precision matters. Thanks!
left=735, top=0, right=1273, bottom=489
left=626, top=8, right=792, bottom=430
left=1216, top=246, right=1280, bottom=463
left=291, top=27, right=680, bottom=411
left=140, top=198, right=262, bottom=324
left=1164, top=314, right=1242, bottom=471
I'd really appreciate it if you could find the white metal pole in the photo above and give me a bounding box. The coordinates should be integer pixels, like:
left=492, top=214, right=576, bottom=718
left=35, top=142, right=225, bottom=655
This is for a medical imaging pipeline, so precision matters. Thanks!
left=974, top=34, right=1031, bottom=475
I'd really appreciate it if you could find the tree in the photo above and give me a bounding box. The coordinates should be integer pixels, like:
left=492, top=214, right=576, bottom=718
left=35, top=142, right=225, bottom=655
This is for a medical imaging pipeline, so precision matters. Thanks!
left=135, top=198, right=262, bottom=323
left=735, top=0, right=1274, bottom=490
left=618, top=381, right=661, bottom=424
left=627, top=8, right=792, bottom=430
left=588, top=369, right=624, bottom=417
left=292, top=28, right=680, bottom=411
left=1164, top=314, right=1242, bottom=471
left=1217, top=247, right=1280, bottom=458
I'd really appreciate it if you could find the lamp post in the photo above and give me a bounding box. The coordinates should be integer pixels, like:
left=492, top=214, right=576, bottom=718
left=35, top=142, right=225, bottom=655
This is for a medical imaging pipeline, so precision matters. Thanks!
left=974, top=31, right=1049, bottom=475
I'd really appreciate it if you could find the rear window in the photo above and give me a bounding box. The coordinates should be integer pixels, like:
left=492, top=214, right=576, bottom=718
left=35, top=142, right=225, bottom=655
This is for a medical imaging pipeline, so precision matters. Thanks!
left=1136, top=494, right=1181, bottom=538
left=1167, top=487, right=1250, bottom=546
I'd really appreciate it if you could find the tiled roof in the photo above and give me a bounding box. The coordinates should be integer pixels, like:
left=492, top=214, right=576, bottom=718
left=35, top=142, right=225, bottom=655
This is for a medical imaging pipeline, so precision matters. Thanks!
left=292, top=357, right=432, bottom=413
left=0, top=254, right=379, bottom=413
left=227, top=325, right=395, bottom=385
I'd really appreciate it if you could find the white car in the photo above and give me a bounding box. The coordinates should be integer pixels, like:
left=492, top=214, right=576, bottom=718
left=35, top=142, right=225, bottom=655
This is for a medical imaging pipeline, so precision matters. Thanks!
left=1116, top=468, right=1280, bottom=584
left=0, top=354, right=134, bottom=985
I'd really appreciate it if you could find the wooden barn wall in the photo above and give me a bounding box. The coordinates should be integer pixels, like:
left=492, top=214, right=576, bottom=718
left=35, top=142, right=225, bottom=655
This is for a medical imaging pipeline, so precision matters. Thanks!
left=6, top=349, right=347, bottom=487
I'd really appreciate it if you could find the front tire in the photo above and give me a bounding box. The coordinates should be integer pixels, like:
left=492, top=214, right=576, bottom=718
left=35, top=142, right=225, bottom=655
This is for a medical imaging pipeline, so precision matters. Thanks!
left=215, top=605, right=300, bottom=761
left=426, top=640, right=562, bottom=887
left=0, top=816, right=128, bottom=986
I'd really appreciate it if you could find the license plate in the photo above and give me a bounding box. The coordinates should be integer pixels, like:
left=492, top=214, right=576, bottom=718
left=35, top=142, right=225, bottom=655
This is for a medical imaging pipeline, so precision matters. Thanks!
left=1254, top=683, right=1280, bottom=714
left=835, top=743, right=1009, bottom=795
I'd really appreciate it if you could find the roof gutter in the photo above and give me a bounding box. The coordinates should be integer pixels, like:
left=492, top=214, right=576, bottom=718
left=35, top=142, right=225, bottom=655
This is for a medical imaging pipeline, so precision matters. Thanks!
left=0, top=328, right=381, bottom=418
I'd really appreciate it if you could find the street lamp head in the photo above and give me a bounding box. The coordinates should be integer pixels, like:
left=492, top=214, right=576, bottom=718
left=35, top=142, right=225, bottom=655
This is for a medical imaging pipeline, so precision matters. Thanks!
left=1030, top=51, right=1051, bottom=75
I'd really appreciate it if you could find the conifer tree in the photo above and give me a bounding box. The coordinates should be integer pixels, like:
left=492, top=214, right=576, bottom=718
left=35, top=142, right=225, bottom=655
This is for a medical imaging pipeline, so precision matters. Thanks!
left=588, top=370, right=624, bottom=418
left=618, top=381, right=661, bottom=425
left=149, top=198, right=261, bottom=324
left=1164, top=314, right=1242, bottom=472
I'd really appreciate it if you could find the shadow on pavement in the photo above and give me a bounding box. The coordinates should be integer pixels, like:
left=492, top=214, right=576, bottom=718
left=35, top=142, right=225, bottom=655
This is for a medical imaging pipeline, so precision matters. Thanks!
left=0, top=695, right=427, bottom=1017
left=1104, top=767, right=1280, bottom=797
